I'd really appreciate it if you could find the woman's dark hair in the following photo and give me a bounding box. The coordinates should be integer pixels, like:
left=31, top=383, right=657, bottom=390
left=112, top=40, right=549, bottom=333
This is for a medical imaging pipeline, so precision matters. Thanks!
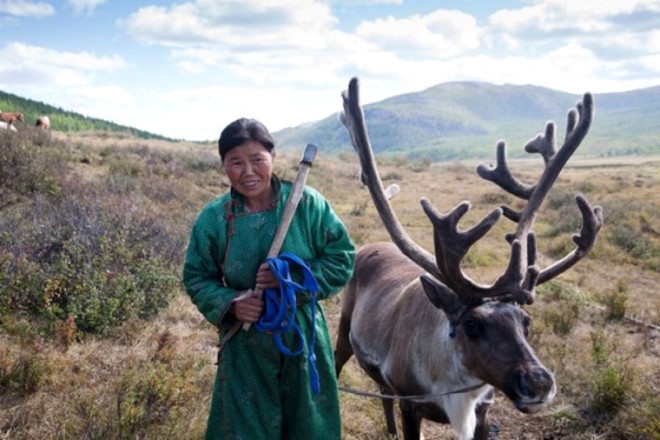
left=218, top=118, right=275, bottom=161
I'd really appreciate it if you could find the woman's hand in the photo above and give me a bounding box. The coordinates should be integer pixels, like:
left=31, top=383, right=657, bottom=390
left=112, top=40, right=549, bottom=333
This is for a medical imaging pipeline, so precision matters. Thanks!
left=255, top=262, right=279, bottom=290
left=232, top=291, right=264, bottom=324
left=232, top=263, right=279, bottom=324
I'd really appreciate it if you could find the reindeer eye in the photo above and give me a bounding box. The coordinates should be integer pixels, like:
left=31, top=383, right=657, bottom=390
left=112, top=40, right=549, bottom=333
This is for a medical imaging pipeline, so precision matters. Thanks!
left=462, top=318, right=482, bottom=338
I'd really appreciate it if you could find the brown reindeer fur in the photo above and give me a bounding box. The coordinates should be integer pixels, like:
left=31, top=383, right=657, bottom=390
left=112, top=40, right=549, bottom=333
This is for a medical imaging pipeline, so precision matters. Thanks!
left=0, top=112, right=24, bottom=129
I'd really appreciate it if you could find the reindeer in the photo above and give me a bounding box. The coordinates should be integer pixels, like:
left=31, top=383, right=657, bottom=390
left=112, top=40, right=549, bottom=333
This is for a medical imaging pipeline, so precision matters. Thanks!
left=35, top=115, right=51, bottom=130
left=0, top=111, right=24, bottom=130
left=334, top=77, right=603, bottom=440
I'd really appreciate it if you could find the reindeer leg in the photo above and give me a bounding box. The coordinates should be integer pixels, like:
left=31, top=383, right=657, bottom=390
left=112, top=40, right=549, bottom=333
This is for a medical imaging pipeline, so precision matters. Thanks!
left=334, top=315, right=353, bottom=377
left=381, top=391, right=397, bottom=438
left=400, top=400, right=422, bottom=440
left=474, top=389, right=498, bottom=440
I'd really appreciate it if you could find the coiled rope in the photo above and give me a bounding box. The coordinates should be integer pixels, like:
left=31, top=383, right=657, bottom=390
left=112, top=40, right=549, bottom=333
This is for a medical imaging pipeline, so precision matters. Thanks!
left=254, top=252, right=321, bottom=395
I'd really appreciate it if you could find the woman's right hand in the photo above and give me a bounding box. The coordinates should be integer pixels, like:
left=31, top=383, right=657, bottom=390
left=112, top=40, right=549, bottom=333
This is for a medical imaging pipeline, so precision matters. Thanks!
left=232, top=292, right=264, bottom=324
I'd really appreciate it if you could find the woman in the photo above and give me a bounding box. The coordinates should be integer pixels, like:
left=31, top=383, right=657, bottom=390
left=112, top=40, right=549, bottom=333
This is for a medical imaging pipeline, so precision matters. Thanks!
left=182, top=118, right=355, bottom=439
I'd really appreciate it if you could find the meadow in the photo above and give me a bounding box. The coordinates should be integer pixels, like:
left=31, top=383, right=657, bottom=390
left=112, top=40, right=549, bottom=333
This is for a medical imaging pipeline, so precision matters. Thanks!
left=0, top=127, right=658, bottom=439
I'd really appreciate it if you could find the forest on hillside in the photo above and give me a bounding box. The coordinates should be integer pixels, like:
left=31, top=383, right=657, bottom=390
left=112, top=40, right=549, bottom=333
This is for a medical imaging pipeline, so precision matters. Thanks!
left=0, top=90, right=172, bottom=141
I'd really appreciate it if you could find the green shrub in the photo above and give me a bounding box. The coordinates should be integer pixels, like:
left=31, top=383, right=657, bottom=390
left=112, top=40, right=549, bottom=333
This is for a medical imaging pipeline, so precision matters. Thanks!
left=0, top=130, right=67, bottom=200
left=590, top=366, right=632, bottom=414
left=543, top=301, right=580, bottom=336
left=610, top=223, right=655, bottom=259
left=588, top=330, right=634, bottom=416
left=0, top=182, right=182, bottom=335
left=0, top=347, right=50, bottom=395
left=63, top=355, right=209, bottom=440
left=604, top=280, right=628, bottom=321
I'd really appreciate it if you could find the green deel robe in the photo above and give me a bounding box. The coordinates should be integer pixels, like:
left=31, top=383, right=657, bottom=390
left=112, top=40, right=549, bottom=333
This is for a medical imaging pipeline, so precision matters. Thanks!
left=183, top=177, right=356, bottom=440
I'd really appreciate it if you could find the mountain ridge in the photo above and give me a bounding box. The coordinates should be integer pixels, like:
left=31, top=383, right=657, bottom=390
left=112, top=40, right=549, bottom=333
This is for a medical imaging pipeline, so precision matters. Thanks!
left=2, top=82, right=659, bottom=161
left=273, top=82, right=660, bottom=161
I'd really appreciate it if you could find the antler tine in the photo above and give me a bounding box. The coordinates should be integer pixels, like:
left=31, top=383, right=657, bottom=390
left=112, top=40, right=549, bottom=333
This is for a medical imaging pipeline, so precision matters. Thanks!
left=340, top=77, right=442, bottom=280
left=477, top=141, right=535, bottom=201
left=515, top=93, right=593, bottom=237
left=537, top=194, right=603, bottom=283
left=525, top=120, right=557, bottom=165
left=420, top=198, right=537, bottom=303
left=468, top=93, right=596, bottom=304
left=507, top=93, right=597, bottom=298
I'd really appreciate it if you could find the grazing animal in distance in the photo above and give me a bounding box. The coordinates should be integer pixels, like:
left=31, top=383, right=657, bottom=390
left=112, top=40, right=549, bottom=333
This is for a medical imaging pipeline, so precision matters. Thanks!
left=334, top=77, right=603, bottom=440
left=0, top=111, right=24, bottom=130
left=36, top=115, right=51, bottom=130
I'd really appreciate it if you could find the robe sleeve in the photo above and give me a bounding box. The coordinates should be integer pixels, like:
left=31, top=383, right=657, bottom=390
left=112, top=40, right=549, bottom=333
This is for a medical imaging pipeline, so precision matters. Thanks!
left=302, top=189, right=356, bottom=301
left=182, top=203, right=238, bottom=327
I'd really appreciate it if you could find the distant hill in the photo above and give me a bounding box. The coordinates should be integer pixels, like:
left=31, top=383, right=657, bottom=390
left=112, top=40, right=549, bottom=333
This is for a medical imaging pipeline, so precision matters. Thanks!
left=0, top=90, right=174, bottom=141
left=273, top=82, right=660, bottom=162
left=3, top=82, right=659, bottom=161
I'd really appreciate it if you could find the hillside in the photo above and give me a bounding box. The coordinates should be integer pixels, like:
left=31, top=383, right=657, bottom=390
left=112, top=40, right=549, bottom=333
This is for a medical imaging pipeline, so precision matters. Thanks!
left=273, top=82, right=660, bottom=161
left=3, top=81, right=660, bottom=162
left=0, top=90, right=173, bottom=141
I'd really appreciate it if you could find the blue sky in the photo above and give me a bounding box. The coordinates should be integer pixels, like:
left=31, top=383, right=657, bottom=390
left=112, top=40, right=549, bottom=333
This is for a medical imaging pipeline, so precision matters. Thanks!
left=1, top=0, right=659, bottom=141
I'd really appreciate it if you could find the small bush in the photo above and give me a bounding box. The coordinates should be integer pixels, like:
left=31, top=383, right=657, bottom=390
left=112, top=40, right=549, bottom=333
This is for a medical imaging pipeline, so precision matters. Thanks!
left=543, top=301, right=580, bottom=336
left=610, top=223, right=655, bottom=259
left=604, top=280, right=628, bottom=321
left=590, top=366, right=632, bottom=414
left=64, top=356, right=208, bottom=440
left=408, top=157, right=431, bottom=173
left=0, top=347, right=50, bottom=395
left=547, top=188, right=575, bottom=210
left=588, top=330, right=634, bottom=416
left=0, top=181, right=182, bottom=335
left=479, top=191, right=510, bottom=205
left=350, top=200, right=368, bottom=216
left=0, top=130, right=67, bottom=200
left=537, top=279, right=577, bottom=301
left=623, top=394, right=660, bottom=439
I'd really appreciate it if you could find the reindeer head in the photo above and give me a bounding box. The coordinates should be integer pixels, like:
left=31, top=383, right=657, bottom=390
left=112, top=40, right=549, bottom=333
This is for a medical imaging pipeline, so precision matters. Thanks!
left=340, top=76, right=603, bottom=413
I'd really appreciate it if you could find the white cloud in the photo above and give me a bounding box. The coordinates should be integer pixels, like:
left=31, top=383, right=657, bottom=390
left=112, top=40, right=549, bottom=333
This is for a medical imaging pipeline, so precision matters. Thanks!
left=149, top=83, right=345, bottom=140
left=0, top=0, right=54, bottom=18
left=336, top=0, right=402, bottom=5
left=67, top=0, right=106, bottom=14
left=355, top=9, right=481, bottom=58
left=3, top=0, right=659, bottom=141
left=489, top=0, right=660, bottom=35
left=122, top=0, right=336, bottom=48
left=0, top=42, right=132, bottom=124
left=2, top=42, right=126, bottom=72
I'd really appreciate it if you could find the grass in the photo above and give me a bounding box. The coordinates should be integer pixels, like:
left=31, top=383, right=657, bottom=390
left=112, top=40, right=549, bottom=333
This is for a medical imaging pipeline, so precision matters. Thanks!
left=1, top=127, right=658, bottom=439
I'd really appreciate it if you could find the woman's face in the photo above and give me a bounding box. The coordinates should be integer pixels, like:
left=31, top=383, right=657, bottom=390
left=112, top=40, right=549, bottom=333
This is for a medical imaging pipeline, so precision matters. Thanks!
left=222, top=140, right=275, bottom=205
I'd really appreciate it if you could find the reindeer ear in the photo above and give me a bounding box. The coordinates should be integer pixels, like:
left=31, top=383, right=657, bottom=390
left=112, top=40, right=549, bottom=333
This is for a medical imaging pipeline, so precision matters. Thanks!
left=420, top=274, right=463, bottom=318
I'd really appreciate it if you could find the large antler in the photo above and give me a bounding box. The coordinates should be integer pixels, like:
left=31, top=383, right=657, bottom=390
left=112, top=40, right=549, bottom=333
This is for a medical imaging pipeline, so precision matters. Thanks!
left=340, top=77, right=603, bottom=305
left=477, top=94, right=604, bottom=288
left=340, top=77, right=443, bottom=281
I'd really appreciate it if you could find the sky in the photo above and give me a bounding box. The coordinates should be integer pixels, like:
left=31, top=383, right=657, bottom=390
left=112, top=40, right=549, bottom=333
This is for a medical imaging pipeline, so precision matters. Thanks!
left=1, top=0, right=659, bottom=141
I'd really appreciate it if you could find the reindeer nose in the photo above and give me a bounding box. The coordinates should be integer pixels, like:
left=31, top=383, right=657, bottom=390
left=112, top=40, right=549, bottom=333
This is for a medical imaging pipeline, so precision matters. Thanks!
left=514, top=368, right=554, bottom=397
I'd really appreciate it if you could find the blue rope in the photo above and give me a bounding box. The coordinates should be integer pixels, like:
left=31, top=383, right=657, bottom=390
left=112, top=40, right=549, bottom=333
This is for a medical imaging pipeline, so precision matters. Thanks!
left=254, top=252, right=321, bottom=395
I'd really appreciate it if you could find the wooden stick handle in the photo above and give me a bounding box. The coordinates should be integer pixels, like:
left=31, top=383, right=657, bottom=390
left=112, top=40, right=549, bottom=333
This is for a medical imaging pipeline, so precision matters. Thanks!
left=242, top=144, right=317, bottom=330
